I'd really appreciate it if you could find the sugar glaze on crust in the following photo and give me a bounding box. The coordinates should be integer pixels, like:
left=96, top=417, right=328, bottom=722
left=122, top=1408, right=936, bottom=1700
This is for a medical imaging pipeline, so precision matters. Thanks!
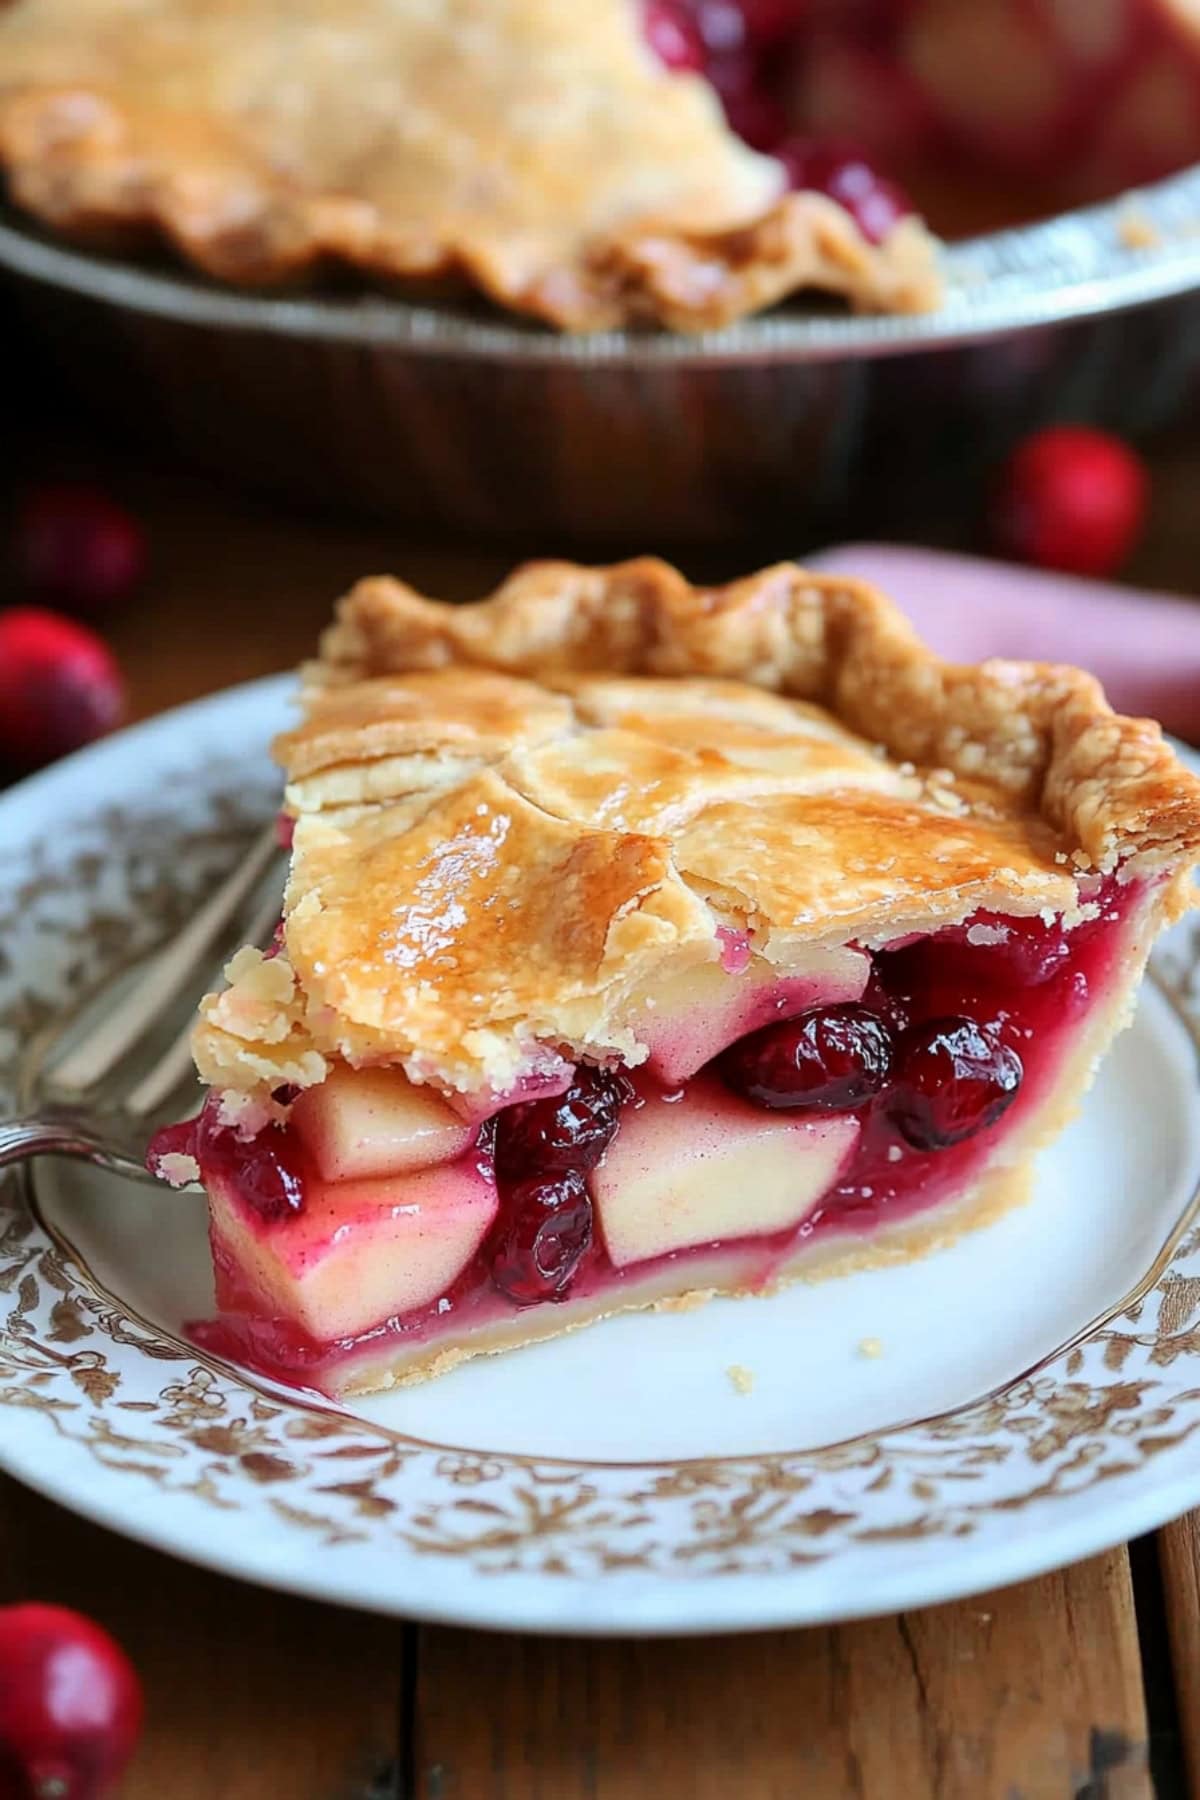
left=191, top=558, right=1200, bottom=1105
left=0, top=0, right=940, bottom=330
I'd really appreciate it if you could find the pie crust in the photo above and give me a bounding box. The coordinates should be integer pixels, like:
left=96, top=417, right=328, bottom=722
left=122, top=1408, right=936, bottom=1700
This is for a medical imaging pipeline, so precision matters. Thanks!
left=193, top=557, right=1200, bottom=1106
left=0, top=0, right=941, bottom=329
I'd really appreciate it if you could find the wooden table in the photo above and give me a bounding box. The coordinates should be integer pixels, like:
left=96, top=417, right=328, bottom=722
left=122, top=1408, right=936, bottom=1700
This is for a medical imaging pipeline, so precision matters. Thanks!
left=3, top=441, right=1200, bottom=1799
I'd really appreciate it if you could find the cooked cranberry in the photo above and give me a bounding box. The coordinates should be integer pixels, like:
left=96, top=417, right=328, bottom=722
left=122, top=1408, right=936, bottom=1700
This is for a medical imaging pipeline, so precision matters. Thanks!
left=932, top=912, right=1073, bottom=988
left=988, top=426, right=1149, bottom=578
left=16, top=484, right=147, bottom=616
left=643, top=0, right=706, bottom=71
left=197, top=1119, right=305, bottom=1223
left=889, top=1016, right=1023, bottom=1151
left=720, top=1003, right=893, bottom=1111
left=494, top=1067, right=627, bottom=1180
left=775, top=137, right=913, bottom=243
left=0, top=608, right=125, bottom=769
left=490, top=1171, right=593, bottom=1305
left=736, top=0, right=810, bottom=45
left=707, top=49, right=790, bottom=149
left=0, top=1602, right=143, bottom=1800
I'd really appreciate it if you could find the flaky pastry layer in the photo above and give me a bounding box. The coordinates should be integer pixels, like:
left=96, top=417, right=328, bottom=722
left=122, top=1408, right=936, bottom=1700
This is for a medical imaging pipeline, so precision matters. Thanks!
left=0, top=0, right=940, bottom=331
left=191, top=559, right=1200, bottom=1103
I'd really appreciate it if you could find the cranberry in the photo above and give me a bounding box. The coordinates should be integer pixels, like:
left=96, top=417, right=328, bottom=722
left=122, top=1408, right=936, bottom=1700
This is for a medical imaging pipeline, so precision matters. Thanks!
left=720, top=1003, right=893, bottom=1111
left=932, top=912, right=1073, bottom=987
left=775, top=137, right=913, bottom=243
left=643, top=0, right=706, bottom=71
left=0, top=1603, right=143, bottom=1800
left=225, top=1128, right=305, bottom=1223
left=0, top=608, right=125, bottom=771
left=889, top=1016, right=1023, bottom=1150
left=494, top=1067, right=627, bottom=1180
left=188, top=1111, right=306, bottom=1223
left=490, top=1171, right=593, bottom=1305
left=988, top=426, right=1149, bottom=578
left=736, top=0, right=810, bottom=45
left=16, top=485, right=146, bottom=616
left=707, top=49, right=790, bottom=149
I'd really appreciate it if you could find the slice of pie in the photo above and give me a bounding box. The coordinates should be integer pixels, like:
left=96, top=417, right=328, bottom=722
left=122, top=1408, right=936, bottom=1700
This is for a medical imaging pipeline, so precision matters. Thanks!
left=149, top=559, right=1200, bottom=1396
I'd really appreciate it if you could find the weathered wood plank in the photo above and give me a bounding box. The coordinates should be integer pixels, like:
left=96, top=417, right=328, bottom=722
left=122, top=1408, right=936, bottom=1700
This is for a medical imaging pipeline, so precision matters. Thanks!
left=415, top=1553, right=1149, bottom=1799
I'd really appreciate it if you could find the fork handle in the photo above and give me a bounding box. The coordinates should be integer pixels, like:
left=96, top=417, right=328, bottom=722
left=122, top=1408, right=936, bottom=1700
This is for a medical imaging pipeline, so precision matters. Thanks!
left=0, top=1114, right=111, bottom=1168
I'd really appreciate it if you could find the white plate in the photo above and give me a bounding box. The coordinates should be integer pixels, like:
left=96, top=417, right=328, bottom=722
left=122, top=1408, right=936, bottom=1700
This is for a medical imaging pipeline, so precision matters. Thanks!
left=3, top=678, right=1200, bottom=1635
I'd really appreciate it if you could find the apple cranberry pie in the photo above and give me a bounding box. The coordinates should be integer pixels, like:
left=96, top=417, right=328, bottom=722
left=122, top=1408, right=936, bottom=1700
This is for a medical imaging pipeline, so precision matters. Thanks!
left=0, top=0, right=942, bottom=330
left=148, top=559, right=1200, bottom=1396
left=5, top=2, right=1200, bottom=331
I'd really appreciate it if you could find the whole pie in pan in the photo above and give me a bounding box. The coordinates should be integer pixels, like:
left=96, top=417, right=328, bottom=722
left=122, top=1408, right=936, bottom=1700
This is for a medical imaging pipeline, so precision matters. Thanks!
left=0, top=0, right=942, bottom=329
left=148, top=560, right=1200, bottom=1396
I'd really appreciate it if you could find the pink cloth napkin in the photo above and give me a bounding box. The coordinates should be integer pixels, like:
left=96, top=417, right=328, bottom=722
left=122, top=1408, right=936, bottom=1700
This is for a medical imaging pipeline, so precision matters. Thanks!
left=809, top=545, right=1200, bottom=745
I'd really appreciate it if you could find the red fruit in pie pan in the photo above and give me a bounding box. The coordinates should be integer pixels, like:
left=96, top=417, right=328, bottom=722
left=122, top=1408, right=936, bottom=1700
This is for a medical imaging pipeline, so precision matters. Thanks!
left=988, top=426, right=1149, bottom=578
left=0, top=1603, right=143, bottom=1799
left=15, top=485, right=147, bottom=617
left=0, top=607, right=126, bottom=770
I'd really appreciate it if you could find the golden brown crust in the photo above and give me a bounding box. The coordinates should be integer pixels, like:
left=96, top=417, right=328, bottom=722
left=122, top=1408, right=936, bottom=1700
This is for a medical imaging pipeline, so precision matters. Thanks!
left=317, top=557, right=1200, bottom=876
left=0, top=0, right=941, bottom=330
left=190, top=557, right=1200, bottom=1103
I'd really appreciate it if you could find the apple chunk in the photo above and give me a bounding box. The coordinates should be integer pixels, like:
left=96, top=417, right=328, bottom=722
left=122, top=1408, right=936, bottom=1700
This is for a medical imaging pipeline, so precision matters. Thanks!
left=634, top=945, right=869, bottom=1087
left=209, top=1157, right=497, bottom=1340
left=592, top=1073, right=859, bottom=1269
left=292, top=1064, right=473, bottom=1182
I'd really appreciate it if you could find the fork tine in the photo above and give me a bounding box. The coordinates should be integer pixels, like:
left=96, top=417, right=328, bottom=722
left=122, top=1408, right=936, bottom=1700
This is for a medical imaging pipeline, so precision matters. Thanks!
left=50, top=823, right=282, bottom=1094
left=121, top=877, right=286, bottom=1119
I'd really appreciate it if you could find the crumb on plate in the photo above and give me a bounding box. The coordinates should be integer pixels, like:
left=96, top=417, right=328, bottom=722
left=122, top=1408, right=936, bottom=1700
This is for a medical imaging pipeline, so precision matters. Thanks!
left=857, top=1336, right=884, bottom=1360
left=726, top=1363, right=755, bottom=1395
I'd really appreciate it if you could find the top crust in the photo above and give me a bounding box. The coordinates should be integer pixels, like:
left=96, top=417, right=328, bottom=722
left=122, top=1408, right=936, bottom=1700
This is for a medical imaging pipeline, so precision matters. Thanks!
left=313, top=558, right=1200, bottom=876
left=0, top=0, right=941, bottom=330
left=192, top=559, right=1200, bottom=1102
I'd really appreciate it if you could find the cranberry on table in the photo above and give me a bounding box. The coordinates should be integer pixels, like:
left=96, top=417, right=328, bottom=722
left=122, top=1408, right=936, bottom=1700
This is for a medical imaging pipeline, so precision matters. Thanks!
left=0, top=608, right=125, bottom=771
left=888, top=1015, right=1023, bottom=1150
left=720, top=1003, right=893, bottom=1111
left=0, top=1602, right=142, bottom=1800
left=494, top=1067, right=627, bottom=1181
left=775, top=137, right=914, bottom=243
left=490, top=1170, right=594, bottom=1305
left=988, top=426, right=1149, bottom=578
left=15, top=485, right=147, bottom=615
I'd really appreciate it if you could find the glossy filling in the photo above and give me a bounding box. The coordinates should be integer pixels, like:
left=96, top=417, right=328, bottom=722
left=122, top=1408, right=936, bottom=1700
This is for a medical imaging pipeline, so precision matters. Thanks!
left=150, top=876, right=1150, bottom=1392
left=641, top=1, right=1200, bottom=234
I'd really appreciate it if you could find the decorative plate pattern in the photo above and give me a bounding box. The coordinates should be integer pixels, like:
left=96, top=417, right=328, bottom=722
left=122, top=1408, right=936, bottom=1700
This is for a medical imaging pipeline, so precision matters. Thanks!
left=3, top=681, right=1200, bottom=1633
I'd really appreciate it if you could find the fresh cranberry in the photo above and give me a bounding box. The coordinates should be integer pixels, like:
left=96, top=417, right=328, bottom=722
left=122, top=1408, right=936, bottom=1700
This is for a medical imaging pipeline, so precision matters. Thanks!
left=643, top=0, right=706, bottom=71
left=889, top=1016, right=1023, bottom=1150
left=494, top=1067, right=627, bottom=1181
left=490, top=1171, right=593, bottom=1305
left=15, top=485, right=146, bottom=616
left=775, top=137, right=913, bottom=242
left=0, top=608, right=125, bottom=770
left=0, top=1603, right=143, bottom=1800
left=720, top=1003, right=893, bottom=1111
left=988, top=426, right=1149, bottom=578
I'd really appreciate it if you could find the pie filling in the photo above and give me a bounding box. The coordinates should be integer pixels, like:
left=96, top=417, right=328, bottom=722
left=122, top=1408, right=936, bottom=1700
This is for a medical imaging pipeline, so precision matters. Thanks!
left=150, top=873, right=1148, bottom=1394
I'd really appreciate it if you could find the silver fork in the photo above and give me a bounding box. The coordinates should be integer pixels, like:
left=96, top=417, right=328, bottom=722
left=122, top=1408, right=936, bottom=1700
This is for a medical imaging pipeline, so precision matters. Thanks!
left=0, top=826, right=286, bottom=1181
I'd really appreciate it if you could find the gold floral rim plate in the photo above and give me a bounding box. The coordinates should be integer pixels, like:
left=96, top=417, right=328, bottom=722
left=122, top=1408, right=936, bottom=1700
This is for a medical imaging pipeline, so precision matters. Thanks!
left=4, top=678, right=1200, bottom=1635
